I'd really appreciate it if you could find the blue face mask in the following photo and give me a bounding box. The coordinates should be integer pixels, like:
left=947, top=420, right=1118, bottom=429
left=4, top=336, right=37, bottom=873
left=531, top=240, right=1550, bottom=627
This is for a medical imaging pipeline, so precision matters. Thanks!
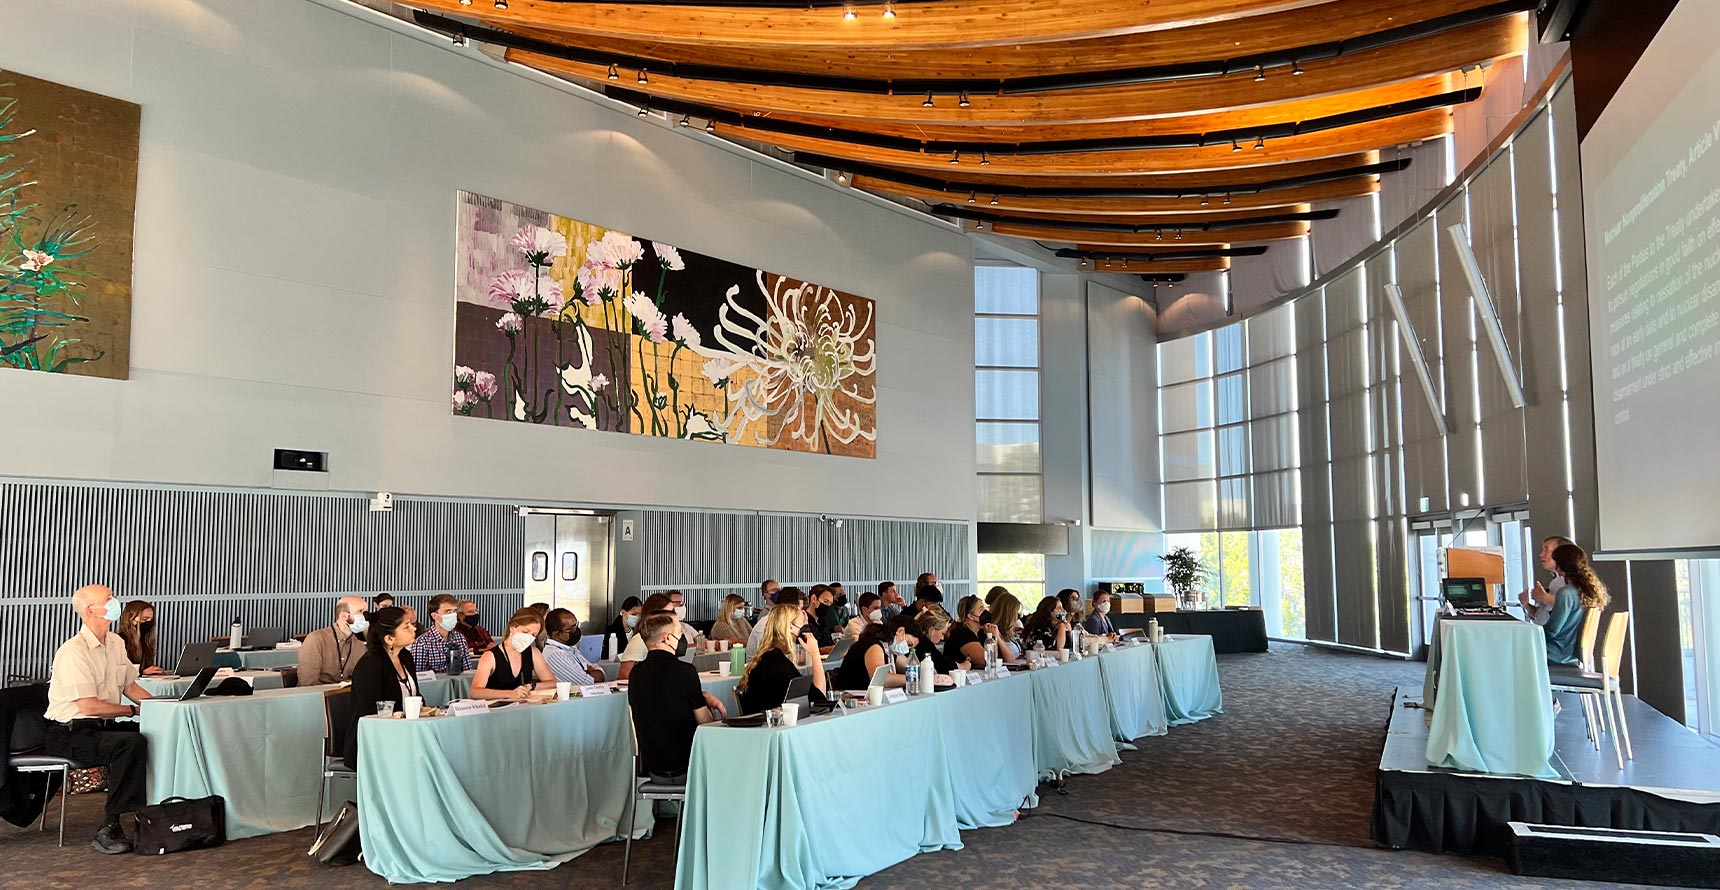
left=890, top=640, right=911, bottom=656
left=439, top=612, right=458, bottom=632
left=102, top=599, right=122, bottom=623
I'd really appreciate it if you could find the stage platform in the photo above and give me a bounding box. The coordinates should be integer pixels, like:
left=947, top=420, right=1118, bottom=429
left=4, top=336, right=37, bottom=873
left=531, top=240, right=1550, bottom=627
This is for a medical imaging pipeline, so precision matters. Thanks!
left=1374, top=686, right=1720, bottom=855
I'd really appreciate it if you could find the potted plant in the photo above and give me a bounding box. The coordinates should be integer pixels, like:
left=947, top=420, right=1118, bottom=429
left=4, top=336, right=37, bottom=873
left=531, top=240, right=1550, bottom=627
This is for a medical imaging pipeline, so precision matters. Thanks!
left=1160, top=546, right=1210, bottom=610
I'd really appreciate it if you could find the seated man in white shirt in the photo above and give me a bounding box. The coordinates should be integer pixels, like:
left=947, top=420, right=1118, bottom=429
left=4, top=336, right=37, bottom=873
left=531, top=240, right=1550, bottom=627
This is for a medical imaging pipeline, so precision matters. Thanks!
left=617, top=593, right=675, bottom=681
left=45, top=584, right=156, bottom=855
left=542, top=608, right=605, bottom=685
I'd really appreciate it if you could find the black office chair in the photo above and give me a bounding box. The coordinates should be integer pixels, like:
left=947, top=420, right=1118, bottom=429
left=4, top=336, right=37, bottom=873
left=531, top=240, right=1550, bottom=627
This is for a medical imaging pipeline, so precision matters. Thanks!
left=619, top=707, right=687, bottom=888
left=4, top=686, right=86, bottom=847
left=316, top=688, right=356, bottom=833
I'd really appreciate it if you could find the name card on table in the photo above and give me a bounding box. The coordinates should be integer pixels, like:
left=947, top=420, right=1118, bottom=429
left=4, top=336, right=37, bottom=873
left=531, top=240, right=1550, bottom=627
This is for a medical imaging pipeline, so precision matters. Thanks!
left=579, top=684, right=613, bottom=697
left=447, top=700, right=490, bottom=718
left=416, top=670, right=437, bottom=683
left=882, top=688, right=908, bottom=704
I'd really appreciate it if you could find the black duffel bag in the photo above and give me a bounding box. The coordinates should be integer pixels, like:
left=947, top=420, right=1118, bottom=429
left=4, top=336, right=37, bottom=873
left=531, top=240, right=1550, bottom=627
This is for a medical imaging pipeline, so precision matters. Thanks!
left=134, top=794, right=226, bottom=855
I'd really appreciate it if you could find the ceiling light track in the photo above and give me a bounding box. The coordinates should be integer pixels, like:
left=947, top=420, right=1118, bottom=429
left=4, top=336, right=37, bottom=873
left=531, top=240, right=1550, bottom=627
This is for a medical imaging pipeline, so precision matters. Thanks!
left=932, top=205, right=1339, bottom=234
left=1055, top=246, right=1272, bottom=262
left=411, top=0, right=1534, bottom=98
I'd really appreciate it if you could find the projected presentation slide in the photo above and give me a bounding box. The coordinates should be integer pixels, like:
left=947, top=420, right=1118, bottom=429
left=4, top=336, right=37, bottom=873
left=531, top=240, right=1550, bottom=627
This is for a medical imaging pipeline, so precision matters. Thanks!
left=1584, top=1, right=1720, bottom=554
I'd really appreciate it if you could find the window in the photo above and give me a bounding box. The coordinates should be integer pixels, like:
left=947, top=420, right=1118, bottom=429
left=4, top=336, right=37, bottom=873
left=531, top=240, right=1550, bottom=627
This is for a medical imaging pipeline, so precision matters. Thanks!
left=1679, top=558, right=1720, bottom=740
left=976, top=266, right=1042, bottom=523
left=978, top=553, right=1047, bottom=603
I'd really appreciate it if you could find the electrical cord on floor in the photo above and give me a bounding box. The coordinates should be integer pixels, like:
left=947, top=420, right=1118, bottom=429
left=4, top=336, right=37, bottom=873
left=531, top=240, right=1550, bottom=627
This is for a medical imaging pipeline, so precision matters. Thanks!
left=1016, top=809, right=1373, bottom=850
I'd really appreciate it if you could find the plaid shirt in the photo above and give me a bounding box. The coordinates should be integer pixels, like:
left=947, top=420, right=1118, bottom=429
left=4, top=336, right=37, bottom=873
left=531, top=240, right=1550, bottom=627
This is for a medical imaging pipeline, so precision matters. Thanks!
left=409, top=627, right=475, bottom=674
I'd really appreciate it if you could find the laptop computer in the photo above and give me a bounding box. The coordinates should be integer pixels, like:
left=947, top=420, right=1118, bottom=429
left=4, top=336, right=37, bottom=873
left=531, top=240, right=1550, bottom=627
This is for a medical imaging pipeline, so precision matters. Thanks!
left=827, top=637, right=855, bottom=662
left=1441, top=577, right=1490, bottom=611
left=172, top=642, right=220, bottom=677
left=782, top=673, right=814, bottom=712
left=155, top=667, right=220, bottom=703
left=236, top=627, right=286, bottom=650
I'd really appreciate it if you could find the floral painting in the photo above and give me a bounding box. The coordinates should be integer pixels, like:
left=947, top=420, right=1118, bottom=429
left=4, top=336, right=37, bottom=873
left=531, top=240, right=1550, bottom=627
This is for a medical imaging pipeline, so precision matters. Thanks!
left=0, top=71, right=139, bottom=379
left=453, top=192, right=877, bottom=457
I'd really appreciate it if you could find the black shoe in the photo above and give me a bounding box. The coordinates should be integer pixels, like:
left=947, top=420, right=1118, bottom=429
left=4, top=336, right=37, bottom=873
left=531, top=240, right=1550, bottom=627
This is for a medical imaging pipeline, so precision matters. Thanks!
left=91, top=821, right=131, bottom=855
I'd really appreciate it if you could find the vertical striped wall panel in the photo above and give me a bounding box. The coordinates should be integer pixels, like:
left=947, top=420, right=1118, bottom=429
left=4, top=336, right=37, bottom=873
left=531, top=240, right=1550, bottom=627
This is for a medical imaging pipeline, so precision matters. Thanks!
left=641, top=511, right=758, bottom=588
left=757, top=515, right=833, bottom=585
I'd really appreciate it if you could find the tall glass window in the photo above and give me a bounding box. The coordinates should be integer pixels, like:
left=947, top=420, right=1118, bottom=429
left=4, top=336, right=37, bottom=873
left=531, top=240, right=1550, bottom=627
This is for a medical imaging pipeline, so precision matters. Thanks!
left=976, top=265, right=1046, bottom=597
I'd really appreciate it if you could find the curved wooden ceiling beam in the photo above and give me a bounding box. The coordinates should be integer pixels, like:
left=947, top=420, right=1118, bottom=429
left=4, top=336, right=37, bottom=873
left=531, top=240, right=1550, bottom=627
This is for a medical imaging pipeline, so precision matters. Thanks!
left=511, top=16, right=1520, bottom=124
left=853, top=174, right=1377, bottom=216
left=719, top=74, right=1456, bottom=141
left=916, top=152, right=1381, bottom=187
left=410, top=0, right=1335, bottom=50
left=948, top=203, right=1318, bottom=228
left=729, top=109, right=1452, bottom=176
left=490, top=0, right=1514, bottom=78
left=987, top=220, right=1309, bottom=245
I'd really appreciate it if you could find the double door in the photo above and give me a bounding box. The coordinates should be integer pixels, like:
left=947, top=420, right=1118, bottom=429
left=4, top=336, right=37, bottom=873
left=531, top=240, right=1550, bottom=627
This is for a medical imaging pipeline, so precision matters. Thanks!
left=524, top=512, right=614, bottom=633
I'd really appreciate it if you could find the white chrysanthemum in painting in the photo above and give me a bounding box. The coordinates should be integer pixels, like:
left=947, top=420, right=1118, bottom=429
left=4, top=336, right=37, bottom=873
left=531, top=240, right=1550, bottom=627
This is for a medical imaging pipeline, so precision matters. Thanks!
left=651, top=241, right=685, bottom=271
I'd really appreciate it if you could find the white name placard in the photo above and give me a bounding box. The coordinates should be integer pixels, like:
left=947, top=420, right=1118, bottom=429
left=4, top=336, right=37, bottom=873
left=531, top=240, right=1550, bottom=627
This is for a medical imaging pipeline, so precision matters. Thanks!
left=415, top=670, right=437, bottom=683
left=580, top=684, right=613, bottom=697
left=447, top=700, right=490, bottom=718
left=882, top=688, right=908, bottom=704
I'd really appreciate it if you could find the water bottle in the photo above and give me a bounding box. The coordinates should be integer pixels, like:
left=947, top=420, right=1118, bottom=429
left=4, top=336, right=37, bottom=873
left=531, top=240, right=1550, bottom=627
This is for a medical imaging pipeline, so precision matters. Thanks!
left=1148, top=617, right=1161, bottom=644
left=446, top=641, right=461, bottom=675
left=984, top=633, right=998, bottom=670
left=608, top=633, right=620, bottom=661
left=229, top=617, right=243, bottom=650
left=904, top=660, right=919, bottom=694
left=918, top=655, right=935, bottom=695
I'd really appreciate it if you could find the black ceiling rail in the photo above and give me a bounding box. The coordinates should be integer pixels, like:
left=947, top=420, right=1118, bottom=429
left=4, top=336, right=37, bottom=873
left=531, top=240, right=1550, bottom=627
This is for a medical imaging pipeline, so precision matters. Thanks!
left=413, top=0, right=1534, bottom=98
left=790, top=150, right=1413, bottom=199
left=531, top=0, right=925, bottom=5
left=932, top=205, right=1339, bottom=233
left=1054, top=246, right=1271, bottom=262
left=600, top=84, right=1474, bottom=158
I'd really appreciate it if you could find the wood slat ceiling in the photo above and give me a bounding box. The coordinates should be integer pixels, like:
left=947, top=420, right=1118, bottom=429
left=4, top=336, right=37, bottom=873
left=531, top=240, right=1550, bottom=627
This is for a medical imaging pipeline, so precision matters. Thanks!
left=405, top=0, right=1533, bottom=258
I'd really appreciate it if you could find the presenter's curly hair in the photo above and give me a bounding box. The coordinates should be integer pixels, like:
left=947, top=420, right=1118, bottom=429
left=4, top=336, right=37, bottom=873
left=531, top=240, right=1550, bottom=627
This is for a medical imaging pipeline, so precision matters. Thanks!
left=1552, top=543, right=1610, bottom=610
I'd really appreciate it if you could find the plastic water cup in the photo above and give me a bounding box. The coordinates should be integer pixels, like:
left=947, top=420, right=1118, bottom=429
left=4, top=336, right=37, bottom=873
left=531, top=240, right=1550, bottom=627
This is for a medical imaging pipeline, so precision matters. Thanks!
left=555, top=682, right=572, bottom=701
left=402, top=696, right=423, bottom=720
left=866, top=687, right=884, bottom=706
left=718, top=662, right=732, bottom=678
left=718, top=640, right=729, bottom=652
left=780, top=702, right=800, bottom=727
left=376, top=701, right=396, bottom=717
left=1056, top=650, right=1070, bottom=664
left=950, top=671, right=967, bottom=688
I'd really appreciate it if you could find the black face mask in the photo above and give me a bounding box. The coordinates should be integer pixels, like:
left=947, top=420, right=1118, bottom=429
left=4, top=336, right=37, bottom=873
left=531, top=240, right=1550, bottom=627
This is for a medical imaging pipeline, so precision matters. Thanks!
left=834, top=595, right=848, bottom=610
left=139, top=620, right=155, bottom=633
left=566, top=625, right=582, bottom=644
left=674, top=634, right=688, bottom=657
left=979, top=610, right=992, bottom=625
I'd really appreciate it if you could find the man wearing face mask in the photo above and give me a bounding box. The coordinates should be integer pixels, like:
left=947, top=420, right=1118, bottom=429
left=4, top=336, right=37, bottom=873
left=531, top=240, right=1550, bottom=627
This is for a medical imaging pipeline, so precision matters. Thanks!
left=760, top=578, right=782, bottom=607
left=618, top=594, right=676, bottom=681
left=542, top=608, right=605, bottom=685
left=45, top=584, right=156, bottom=854
left=298, top=595, right=370, bottom=685
left=409, top=594, right=476, bottom=675
left=844, top=592, right=883, bottom=637
left=452, top=599, right=495, bottom=655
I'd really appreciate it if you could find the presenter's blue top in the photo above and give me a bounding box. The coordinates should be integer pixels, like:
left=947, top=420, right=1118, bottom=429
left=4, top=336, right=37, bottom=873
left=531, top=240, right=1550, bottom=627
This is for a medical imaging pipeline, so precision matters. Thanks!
left=1541, top=584, right=1584, bottom=666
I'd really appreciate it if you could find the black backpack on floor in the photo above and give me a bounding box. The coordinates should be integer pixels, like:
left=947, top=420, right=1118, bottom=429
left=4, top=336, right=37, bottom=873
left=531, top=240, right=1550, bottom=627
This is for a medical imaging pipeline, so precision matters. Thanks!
left=134, top=794, right=225, bottom=855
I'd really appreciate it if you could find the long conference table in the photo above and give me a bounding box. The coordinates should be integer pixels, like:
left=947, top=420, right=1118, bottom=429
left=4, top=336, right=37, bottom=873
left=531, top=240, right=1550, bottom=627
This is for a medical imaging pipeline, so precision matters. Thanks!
left=137, top=636, right=1222, bottom=886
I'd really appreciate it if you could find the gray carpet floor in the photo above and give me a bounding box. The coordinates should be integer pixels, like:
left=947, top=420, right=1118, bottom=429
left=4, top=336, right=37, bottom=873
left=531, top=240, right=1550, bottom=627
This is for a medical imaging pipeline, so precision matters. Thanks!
left=0, top=644, right=1673, bottom=888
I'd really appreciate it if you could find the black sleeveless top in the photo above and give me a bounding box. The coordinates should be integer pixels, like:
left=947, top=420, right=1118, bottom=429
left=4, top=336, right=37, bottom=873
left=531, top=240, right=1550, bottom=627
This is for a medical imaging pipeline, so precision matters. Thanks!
left=836, top=640, right=885, bottom=690
left=487, top=646, right=537, bottom=691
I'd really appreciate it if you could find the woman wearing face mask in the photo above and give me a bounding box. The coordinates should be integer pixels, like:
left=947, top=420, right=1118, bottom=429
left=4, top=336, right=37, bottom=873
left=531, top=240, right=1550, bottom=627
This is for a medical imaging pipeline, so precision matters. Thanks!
left=986, top=592, right=1025, bottom=664
left=736, top=605, right=828, bottom=715
left=470, top=609, right=557, bottom=701
left=346, top=606, right=418, bottom=769
left=1022, top=596, right=1072, bottom=652
left=117, top=600, right=167, bottom=675
left=603, top=596, right=643, bottom=659
left=1083, top=590, right=1119, bottom=640
left=805, top=585, right=838, bottom=645
left=836, top=619, right=915, bottom=690
left=1057, top=589, right=1085, bottom=629
left=843, top=593, right=882, bottom=638
left=945, top=595, right=990, bottom=669
left=912, top=608, right=967, bottom=675
left=710, top=594, right=753, bottom=645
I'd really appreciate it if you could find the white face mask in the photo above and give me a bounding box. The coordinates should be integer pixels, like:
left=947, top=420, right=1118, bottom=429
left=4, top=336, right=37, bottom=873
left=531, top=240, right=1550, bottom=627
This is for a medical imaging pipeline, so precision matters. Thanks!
left=673, top=605, right=687, bottom=620
left=1097, top=602, right=1111, bottom=614
left=509, top=631, right=535, bottom=653
left=101, top=598, right=122, bottom=623
left=349, top=612, right=370, bottom=634
left=439, top=612, right=458, bottom=632
left=868, top=609, right=883, bottom=623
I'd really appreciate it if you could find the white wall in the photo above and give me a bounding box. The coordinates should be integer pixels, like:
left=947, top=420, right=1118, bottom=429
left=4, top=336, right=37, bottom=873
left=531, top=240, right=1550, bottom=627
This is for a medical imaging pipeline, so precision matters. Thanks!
left=1085, top=281, right=1160, bottom=532
left=0, top=0, right=976, bottom=520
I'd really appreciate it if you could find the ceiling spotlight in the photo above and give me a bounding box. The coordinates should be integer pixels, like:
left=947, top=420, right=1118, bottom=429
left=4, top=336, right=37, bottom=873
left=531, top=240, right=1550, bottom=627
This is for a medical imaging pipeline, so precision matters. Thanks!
left=968, top=192, right=977, bottom=204
left=705, top=119, right=716, bottom=134
left=1231, top=139, right=1241, bottom=153
left=638, top=106, right=650, bottom=117
left=1155, top=229, right=1164, bottom=241
left=843, top=4, right=857, bottom=19
left=1254, top=135, right=1265, bottom=150
left=459, top=0, right=472, bottom=5
left=1254, top=66, right=1265, bottom=82
left=493, top=0, right=507, bottom=8
left=678, top=115, right=691, bottom=128
left=1223, top=193, right=1232, bottom=205
left=1292, top=62, right=1305, bottom=76
left=1175, top=229, right=1183, bottom=240
left=451, top=29, right=467, bottom=47
left=1200, top=195, right=1210, bottom=206
left=607, top=64, right=619, bottom=80
left=836, top=171, right=850, bottom=185
left=637, top=69, right=649, bottom=85
left=979, top=152, right=990, bottom=166
left=990, top=195, right=999, bottom=205
left=958, top=91, right=971, bottom=108
left=922, top=91, right=935, bottom=108
left=949, top=151, right=960, bottom=164
left=882, top=0, right=896, bottom=18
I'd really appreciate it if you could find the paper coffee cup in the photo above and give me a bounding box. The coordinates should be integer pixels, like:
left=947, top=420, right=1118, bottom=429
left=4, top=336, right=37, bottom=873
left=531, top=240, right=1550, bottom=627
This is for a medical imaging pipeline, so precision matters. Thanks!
left=555, top=682, right=572, bottom=701
left=1057, top=650, right=1070, bottom=663
left=780, top=702, right=800, bottom=727
left=718, top=662, right=732, bottom=678
left=402, top=696, right=423, bottom=720
left=867, top=686, right=884, bottom=706
left=950, top=671, right=966, bottom=688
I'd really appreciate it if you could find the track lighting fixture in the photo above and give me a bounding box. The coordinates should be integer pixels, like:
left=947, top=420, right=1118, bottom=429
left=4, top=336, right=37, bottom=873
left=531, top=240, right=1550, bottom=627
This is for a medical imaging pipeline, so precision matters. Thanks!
left=1223, top=193, right=1232, bottom=205
left=459, top=0, right=471, bottom=5
left=1292, top=62, right=1305, bottom=76
left=493, top=0, right=507, bottom=8
left=678, top=115, right=692, bottom=128
left=843, top=4, right=856, bottom=20
left=922, top=91, right=935, bottom=108
left=607, top=64, right=619, bottom=80
left=1175, top=229, right=1183, bottom=240
left=705, top=119, right=716, bottom=134
left=882, top=1, right=896, bottom=18
left=835, top=171, right=850, bottom=185
left=968, top=192, right=977, bottom=204
left=990, top=195, right=999, bottom=205
left=451, top=29, right=467, bottom=47
left=1254, top=135, right=1265, bottom=150
left=958, top=91, right=971, bottom=108
left=980, top=152, right=990, bottom=166
left=1200, top=195, right=1210, bottom=206
left=949, top=151, right=960, bottom=164
left=638, top=105, right=650, bottom=117
left=1155, top=229, right=1163, bottom=241
left=637, top=69, right=649, bottom=85
left=1254, top=66, right=1265, bottom=82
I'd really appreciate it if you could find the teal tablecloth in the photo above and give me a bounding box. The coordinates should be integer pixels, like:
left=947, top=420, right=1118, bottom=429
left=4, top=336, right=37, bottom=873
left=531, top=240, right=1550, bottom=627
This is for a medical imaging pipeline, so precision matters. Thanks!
left=141, top=684, right=332, bottom=839
left=938, top=672, right=1038, bottom=829
left=1030, top=656, right=1121, bottom=776
left=212, top=647, right=302, bottom=670
left=1155, top=634, right=1223, bottom=726
left=1425, top=619, right=1556, bottom=778
left=136, top=670, right=285, bottom=697
left=417, top=672, right=475, bottom=708
left=358, top=693, right=654, bottom=884
left=1097, top=641, right=1168, bottom=742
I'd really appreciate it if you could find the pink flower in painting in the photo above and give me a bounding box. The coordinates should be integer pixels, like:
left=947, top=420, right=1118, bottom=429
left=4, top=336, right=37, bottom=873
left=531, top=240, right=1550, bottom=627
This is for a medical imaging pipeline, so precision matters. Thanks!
left=19, top=249, right=53, bottom=272
left=623, top=291, right=669, bottom=343
left=487, top=269, right=562, bottom=314
left=670, top=313, right=701, bottom=349
left=472, top=371, right=499, bottom=400
left=651, top=242, right=685, bottom=271
left=586, top=231, right=644, bottom=271
left=452, top=389, right=477, bottom=414
left=591, top=373, right=609, bottom=390
left=510, top=226, right=568, bottom=265
left=454, top=365, right=477, bottom=386
left=576, top=263, right=621, bottom=302
left=700, top=356, right=740, bottom=385
left=496, top=312, right=524, bottom=335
